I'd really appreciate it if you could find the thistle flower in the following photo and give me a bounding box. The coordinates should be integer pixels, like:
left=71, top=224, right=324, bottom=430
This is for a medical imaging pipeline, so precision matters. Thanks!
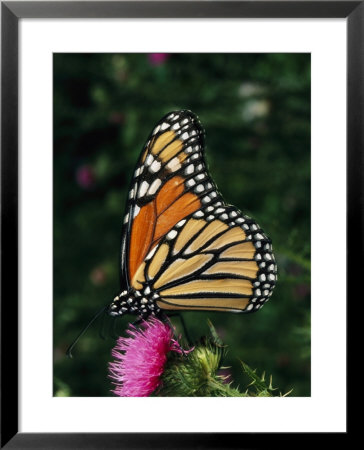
left=109, top=319, right=291, bottom=397
left=109, top=317, right=184, bottom=397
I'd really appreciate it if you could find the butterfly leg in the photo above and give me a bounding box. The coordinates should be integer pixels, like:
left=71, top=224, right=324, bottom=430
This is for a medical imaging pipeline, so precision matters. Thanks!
left=131, top=317, right=145, bottom=327
left=162, top=313, right=192, bottom=347
left=175, top=313, right=192, bottom=347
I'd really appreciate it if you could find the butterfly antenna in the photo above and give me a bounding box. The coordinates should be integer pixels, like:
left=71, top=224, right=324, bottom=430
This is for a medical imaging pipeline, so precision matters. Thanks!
left=66, top=305, right=108, bottom=358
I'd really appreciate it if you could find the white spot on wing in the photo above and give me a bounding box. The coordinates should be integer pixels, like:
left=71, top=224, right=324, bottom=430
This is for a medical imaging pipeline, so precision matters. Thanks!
left=146, top=245, right=158, bottom=260
left=138, top=181, right=149, bottom=198
left=148, top=178, right=162, bottom=195
left=133, top=205, right=140, bottom=218
left=167, top=157, right=181, bottom=172
left=167, top=230, right=178, bottom=240
left=149, top=160, right=161, bottom=173
left=146, top=154, right=154, bottom=166
left=185, top=164, right=194, bottom=175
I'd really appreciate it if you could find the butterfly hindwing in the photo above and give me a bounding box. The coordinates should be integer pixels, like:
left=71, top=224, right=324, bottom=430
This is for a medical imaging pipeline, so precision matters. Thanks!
left=130, top=203, right=277, bottom=313
left=120, top=110, right=222, bottom=289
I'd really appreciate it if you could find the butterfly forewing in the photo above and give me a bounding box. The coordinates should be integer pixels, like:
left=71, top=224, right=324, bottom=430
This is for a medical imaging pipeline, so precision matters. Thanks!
left=120, top=110, right=221, bottom=289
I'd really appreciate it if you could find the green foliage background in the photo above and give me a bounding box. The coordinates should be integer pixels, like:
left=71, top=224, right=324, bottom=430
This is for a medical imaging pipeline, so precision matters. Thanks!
left=54, top=53, right=310, bottom=397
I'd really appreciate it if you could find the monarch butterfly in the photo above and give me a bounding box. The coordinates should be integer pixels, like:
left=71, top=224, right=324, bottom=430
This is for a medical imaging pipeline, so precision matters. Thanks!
left=108, top=110, right=277, bottom=318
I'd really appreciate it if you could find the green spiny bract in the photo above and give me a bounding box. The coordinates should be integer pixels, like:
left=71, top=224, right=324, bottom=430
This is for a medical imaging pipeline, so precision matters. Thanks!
left=155, top=320, right=292, bottom=397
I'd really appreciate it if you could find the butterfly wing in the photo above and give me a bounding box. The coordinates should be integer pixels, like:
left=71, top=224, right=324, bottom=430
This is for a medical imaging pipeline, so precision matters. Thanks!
left=132, top=206, right=277, bottom=313
left=120, top=109, right=277, bottom=312
left=120, top=110, right=221, bottom=290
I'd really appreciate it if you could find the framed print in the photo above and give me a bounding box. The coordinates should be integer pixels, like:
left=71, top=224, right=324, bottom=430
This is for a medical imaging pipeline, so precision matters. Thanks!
left=1, top=1, right=359, bottom=447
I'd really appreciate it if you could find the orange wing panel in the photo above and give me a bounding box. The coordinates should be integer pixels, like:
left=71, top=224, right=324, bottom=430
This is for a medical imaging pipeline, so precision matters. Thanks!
left=156, top=177, right=185, bottom=215
left=153, top=193, right=201, bottom=242
left=128, top=176, right=201, bottom=281
left=129, top=202, right=155, bottom=281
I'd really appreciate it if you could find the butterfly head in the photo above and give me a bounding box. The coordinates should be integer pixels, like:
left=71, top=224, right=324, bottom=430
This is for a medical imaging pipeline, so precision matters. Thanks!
left=107, top=287, right=161, bottom=318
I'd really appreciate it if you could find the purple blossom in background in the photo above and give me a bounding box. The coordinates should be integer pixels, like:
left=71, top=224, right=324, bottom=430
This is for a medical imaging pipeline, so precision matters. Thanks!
left=76, top=165, right=95, bottom=189
left=148, top=53, right=170, bottom=66
left=89, top=266, right=107, bottom=286
left=294, top=283, right=310, bottom=300
left=109, top=112, right=125, bottom=124
left=109, top=317, right=185, bottom=397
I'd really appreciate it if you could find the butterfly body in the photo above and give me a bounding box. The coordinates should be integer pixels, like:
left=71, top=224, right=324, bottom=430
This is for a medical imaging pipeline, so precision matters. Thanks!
left=109, top=288, right=162, bottom=318
left=109, top=110, right=277, bottom=319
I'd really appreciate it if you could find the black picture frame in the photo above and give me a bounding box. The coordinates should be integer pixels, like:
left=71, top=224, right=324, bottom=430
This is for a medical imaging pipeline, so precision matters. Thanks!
left=1, top=1, right=357, bottom=448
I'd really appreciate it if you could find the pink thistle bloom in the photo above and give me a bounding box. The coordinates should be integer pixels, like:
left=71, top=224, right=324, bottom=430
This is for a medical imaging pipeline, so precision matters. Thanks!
left=109, top=317, right=185, bottom=397
left=147, top=53, right=170, bottom=66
